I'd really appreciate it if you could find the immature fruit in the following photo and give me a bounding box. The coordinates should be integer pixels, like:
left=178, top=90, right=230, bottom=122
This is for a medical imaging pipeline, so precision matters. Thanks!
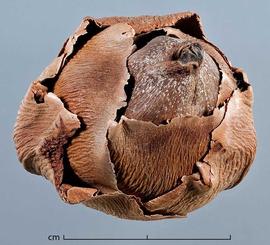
left=14, top=12, right=256, bottom=220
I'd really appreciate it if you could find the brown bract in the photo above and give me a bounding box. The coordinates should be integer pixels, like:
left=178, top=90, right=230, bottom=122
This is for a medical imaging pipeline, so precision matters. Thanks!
left=14, top=12, right=256, bottom=220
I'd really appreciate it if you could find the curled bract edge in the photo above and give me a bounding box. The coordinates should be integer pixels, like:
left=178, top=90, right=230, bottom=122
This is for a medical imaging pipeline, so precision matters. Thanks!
left=13, top=12, right=256, bottom=220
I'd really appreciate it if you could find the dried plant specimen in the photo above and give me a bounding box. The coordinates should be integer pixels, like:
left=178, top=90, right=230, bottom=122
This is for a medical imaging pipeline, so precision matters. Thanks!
left=14, top=12, right=256, bottom=220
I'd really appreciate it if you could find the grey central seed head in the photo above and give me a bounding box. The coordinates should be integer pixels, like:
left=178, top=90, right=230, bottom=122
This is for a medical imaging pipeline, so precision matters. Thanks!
left=125, top=36, right=220, bottom=124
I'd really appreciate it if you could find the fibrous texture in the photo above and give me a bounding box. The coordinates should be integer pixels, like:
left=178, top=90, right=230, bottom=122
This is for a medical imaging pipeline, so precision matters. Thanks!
left=14, top=12, right=256, bottom=220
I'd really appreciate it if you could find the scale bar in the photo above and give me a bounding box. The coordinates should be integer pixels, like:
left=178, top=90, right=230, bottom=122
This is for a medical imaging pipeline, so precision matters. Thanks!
left=63, top=234, right=232, bottom=241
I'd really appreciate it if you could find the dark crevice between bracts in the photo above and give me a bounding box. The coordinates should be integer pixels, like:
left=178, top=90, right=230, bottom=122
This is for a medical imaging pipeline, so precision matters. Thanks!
left=115, top=75, right=135, bottom=122
left=174, top=13, right=204, bottom=39
left=233, top=69, right=250, bottom=91
left=134, top=29, right=167, bottom=50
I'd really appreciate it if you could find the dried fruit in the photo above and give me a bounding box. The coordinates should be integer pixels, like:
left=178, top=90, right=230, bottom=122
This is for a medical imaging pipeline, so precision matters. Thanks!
left=14, top=12, right=256, bottom=220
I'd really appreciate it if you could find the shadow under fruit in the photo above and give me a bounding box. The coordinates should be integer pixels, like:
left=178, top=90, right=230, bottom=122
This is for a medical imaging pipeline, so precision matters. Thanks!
left=13, top=12, right=256, bottom=220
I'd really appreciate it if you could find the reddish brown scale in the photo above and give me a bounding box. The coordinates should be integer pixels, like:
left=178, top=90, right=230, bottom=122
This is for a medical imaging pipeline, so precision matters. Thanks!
left=53, top=24, right=135, bottom=191
left=108, top=112, right=223, bottom=201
